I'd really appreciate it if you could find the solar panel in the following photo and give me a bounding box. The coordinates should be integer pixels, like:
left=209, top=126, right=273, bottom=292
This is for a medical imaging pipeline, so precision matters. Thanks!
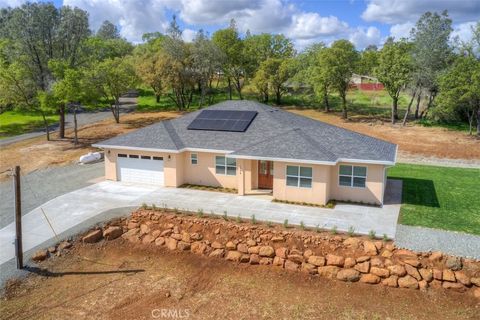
left=187, top=110, right=258, bottom=132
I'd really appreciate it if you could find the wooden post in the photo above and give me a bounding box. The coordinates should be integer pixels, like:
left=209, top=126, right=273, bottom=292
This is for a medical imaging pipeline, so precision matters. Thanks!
left=13, top=166, right=23, bottom=269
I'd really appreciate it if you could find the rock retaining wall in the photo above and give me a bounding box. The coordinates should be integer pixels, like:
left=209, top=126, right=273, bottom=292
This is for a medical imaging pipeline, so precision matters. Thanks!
left=79, top=209, right=480, bottom=299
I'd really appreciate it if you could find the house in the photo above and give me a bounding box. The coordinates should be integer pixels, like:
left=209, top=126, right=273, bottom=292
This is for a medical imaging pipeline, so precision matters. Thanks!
left=350, top=73, right=384, bottom=91
left=93, top=101, right=397, bottom=206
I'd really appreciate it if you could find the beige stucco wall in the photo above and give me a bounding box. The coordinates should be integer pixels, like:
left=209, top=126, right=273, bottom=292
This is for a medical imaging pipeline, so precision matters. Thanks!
left=272, top=162, right=331, bottom=205
left=329, top=162, right=385, bottom=205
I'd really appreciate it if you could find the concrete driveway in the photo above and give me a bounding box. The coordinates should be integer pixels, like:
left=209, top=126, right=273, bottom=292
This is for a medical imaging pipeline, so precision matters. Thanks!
left=0, top=179, right=401, bottom=267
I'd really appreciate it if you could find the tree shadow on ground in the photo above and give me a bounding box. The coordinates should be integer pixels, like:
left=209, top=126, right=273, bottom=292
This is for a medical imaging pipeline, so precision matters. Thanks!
left=24, top=266, right=144, bottom=277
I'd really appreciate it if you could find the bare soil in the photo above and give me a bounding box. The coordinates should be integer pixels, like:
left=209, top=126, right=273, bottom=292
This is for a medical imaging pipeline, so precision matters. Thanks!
left=289, top=109, right=480, bottom=161
left=0, top=112, right=181, bottom=181
left=1, top=241, right=478, bottom=320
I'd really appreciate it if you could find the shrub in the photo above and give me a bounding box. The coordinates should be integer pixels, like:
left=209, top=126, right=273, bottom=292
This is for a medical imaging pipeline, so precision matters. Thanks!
left=315, top=224, right=320, bottom=233
left=223, top=210, right=228, bottom=221
left=197, top=209, right=204, bottom=217
left=266, top=221, right=273, bottom=228
left=283, top=219, right=289, bottom=228
left=300, top=221, right=305, bottom=230
left=141, top=203, right=148, bottom=210
left=236, top=215, right=242, bottom=223
left=383, top=233, right=389, bottom=241
left=331, top=225, right=338, bottom=235
left=251, top=214, right=257, bottom=224
left=368, top=230, right=376, bottom=239
left=151, top=204, right=157, bottom=211
left=348, top=226, right=355, bottom=237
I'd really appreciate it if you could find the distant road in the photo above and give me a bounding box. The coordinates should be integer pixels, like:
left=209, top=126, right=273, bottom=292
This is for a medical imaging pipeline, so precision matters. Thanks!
left=0, top=97, right=137, bottom=147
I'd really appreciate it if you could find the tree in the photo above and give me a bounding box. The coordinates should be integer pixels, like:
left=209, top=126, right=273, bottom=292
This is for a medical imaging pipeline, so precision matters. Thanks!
left=90, top=58, right=137, bottom=123
left=134, top=49, right=167, bottom=103
left=375, top=41, right=412, bottom=124
left=212, top=20, right=246, bottom=99
left=96, top=20, right=120, bottom=40
left=436, top=56, right=480, bottom=136
left=324, top=40, right=359, bottom=119
left=411, top=11, right=453, bottom=118
left=256, top=58, right=295, bottom=104
left=252, top=68, right=269, bottom=102
left=357, top=47, right=378, bottom=76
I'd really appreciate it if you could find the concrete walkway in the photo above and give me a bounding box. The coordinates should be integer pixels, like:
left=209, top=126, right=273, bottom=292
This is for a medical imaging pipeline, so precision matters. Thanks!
left=395, top=225, right=480, bottom=260
left=0, top=180, right=401, bottom=266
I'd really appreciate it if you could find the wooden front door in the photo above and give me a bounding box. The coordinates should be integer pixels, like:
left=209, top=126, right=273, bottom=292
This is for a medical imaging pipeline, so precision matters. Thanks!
left=258, top=160, right=274, bottom=189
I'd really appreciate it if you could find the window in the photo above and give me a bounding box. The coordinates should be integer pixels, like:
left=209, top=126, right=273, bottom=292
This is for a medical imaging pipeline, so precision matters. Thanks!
left=215, top=156, right=236, bottom=175
left=118, top=154, right=127, bottom=158
left=339, top=165, right=367, bottom=188
left=286, top=165, right=312, bottom=188
left=129, top=154, right=139, bottom=159
left=141, top=155, right=151, bottom=160
left=152, top=156, right=163, bottom=161
left=191, top=153, right=198, bottom=165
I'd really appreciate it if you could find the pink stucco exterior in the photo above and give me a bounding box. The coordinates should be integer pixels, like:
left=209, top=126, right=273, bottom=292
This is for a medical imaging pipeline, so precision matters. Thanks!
left=104, top=148, right=388, bottom=206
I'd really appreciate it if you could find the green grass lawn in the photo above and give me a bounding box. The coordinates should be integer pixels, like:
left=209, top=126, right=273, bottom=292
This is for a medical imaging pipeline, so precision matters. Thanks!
left=0, top=110, right=57, bottom=138
left=388, top=163, right=480, bottom=235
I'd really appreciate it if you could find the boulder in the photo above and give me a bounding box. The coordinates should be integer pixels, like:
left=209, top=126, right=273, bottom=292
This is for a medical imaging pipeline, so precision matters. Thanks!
left=160, top=229, right=172, bottom=237
left=343, top=237, right=361, bottom=249
left=225, top=241, right=236, bottom=250
left=237, top=243, right=249, bottom=253
left=47, top=246, right=56, bottom=254
left=127, top=221, right=139, bottom=229
left=403, top=258, right=421, bottom=268
left=240, top=254, right=250, bottom=263
left=381, top=250, right=393, bottom=258
left=370, top=267, right=390, bottom=278
left=284, top=260, right=300, bottom=271
left=363, top=241, right=378, bottom=255
left=155, top=237, right=165, bottom=246
left=419, top=280, right=429, bottom=291
left=57, top=241, right=72, bottom=251
left=287, top=254, right=304, bottom=264
left=318, top=266, right=340, bottom=279
left=275, top=247, right=288, bottom=258
left=445, top=257, right=462, bottom=271
left=471, top=277, right=480, bottom=287
left=356, top=256, right=371, bottom=263
left=382, top=275, right=398, bottom=288
left=370, top=257, right=384, bottom=267
left=303, top=249, right=313, bottom=259
left=308, top=255, right=325, bottom=267
left=246, top=239, right=257, bottom=247
left=398, top=275, right=419, bottom=289
left=181, top=232, right=191, bottom=243
left=211, top=241, right=224, bottom=249
left=271, top=236, right=284, bottom=242
left=32, top=250, right=48, bottom=262
left=454, top=271, right=471, bottom=286
left=142, top=234, right=155, bottom=244
left=442, top=269, right=456, bottom=282
left=360, top=274, right=381, bottom=284
left=418, top=268, right=433, bottom=282
left=139, top=224, right=150, bottom=235
left=442, top=282, right=466, bottom=292
left=165, top=237, right=178, bottom=251
left=191, top=242, right=207, bottom=255
left=405, top=264, right=422, bottom=281
left=209, top=249, right=225, bottom=258
left=170, top=233, right=183, bottom=241
left=428, top=251, right=443, bottom=262
left=388, top=265, right=407, bottom=277
left=248, top=246, right=260, bottom=254
left=344, top=257, right=356, bottom=268
left=249, top=254, right=260, bottom=265
left=433, top=268, right=443, bottom=280
left=259, top=246, right=275, bottom=257
left=190, top=232, right=202, bottom=241
left=326, top=254, right=344, bottom=267
left=259, top=257, right=273, bottom=265
left=225, top=250, right=242, bottom=262
left=82, top=229, right=102, bottom=243
left=177, top=241, right=191, bottom=251
left=151, top=230, right=161, bottom=239
left=474, top=288, right=480, bottom=299
left=273, top=256, right=285, bottom=267
left=301, top=262, right=317, bottom=274
left=354, top=261, right=370, bottom=273
left=336, top=269, right=361, bottom=282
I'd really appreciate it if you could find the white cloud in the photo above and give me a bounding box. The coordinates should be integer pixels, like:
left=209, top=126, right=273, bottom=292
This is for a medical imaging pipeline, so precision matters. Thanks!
left=0, top=0, right=26, bottom=7
left=182, top=28, right=197, bottom=42
left=348, top=26, right=382, bottom=49
left=64, top=0, right=172, bottom=42
left=451, top=21, right=477, bottom=43
left=362, top=0, right=480, bottom=24
left=389, top=22, right=414, bottom=40
left=289, top=13, right=349, bottom=39
left=177, top=0, right=260, bottom=25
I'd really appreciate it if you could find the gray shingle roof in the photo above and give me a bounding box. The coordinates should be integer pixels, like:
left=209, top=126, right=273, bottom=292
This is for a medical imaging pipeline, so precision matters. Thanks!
left=94, top=100, right=397, bottom=164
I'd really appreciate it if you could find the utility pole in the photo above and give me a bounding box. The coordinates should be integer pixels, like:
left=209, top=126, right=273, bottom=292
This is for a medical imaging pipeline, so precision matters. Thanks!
left=13, top=166, right=23, bottom=269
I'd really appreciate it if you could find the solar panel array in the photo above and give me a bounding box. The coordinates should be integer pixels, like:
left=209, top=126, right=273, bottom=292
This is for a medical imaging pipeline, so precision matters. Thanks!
left=187, top=110, right=258, bottom=132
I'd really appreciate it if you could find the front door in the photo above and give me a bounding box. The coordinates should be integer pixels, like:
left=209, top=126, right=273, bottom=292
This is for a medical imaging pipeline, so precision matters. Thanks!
left=258, top=160, right=274, bottom=189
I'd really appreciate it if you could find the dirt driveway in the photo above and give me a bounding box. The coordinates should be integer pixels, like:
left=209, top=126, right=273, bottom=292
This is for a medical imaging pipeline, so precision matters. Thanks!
left=1, top=241, right=477, bottom=320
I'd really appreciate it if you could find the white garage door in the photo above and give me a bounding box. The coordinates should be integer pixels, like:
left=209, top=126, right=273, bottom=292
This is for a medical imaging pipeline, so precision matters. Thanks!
left=117, top=155, right=164, bottom=185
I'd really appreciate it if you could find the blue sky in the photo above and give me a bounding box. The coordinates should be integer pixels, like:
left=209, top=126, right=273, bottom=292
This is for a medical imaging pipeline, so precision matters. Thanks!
left=1, top=0, right=479, bottom=50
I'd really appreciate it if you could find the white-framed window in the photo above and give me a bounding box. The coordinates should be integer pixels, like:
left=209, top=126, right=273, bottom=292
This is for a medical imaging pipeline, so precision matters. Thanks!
left=339, top=165, right=367, bottom=188
left=215, top=156, right=236, bottom=176
left=286, top=165, right=312, bottom=188
left=191, top=153, right=198, bottom=165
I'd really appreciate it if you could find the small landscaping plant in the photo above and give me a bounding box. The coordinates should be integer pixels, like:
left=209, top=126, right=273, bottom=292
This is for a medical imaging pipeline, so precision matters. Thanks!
left=141, top=203, right=149, bottom=210
left=222, top=211, right=228, bottom=221
left=283, top=219, right=289, bottom=228
left=251, top=214, right=257, bottom=224
left=236, top=215, right=242, bottom=223
left=368, top=230, right=376, bottom=239
left=300, top=221, right=305, bottom=230
left=151, top=204, right=157, bottom=211
left=315, top=224, right=320, bottom=233
left=197, top=209, right=204, bottom=217
left=266, top=221, right=273, bottom=228
left=331, top=225, right=338, bottom=235
left=383, top=233, right=389, bottom=241
left=348, top=226, right=355, bottom=237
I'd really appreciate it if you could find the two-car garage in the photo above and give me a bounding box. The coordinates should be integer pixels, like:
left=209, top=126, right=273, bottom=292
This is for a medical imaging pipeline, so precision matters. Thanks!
left=116, top=153, right=164, bottom=185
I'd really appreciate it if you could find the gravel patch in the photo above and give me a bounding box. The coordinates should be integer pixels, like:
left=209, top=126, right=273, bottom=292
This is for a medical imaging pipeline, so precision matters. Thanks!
left=0, top=162, right=104, bottom=228
left=397, top=154, right=480, bottom=168
left=395, top=224, right=480, bottom=260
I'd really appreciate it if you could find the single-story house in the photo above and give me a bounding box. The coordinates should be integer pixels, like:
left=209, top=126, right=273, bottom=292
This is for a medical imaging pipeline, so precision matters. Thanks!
left=93, top=101, right=397, bottom=206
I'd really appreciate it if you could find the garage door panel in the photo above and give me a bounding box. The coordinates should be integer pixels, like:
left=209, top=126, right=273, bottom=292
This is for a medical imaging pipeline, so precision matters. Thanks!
left=117, top=157, right=164, bottom=185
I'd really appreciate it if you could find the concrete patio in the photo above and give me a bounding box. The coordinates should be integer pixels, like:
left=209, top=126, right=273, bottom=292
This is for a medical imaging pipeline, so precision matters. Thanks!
left=0, top=179, right=401, bottom=266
